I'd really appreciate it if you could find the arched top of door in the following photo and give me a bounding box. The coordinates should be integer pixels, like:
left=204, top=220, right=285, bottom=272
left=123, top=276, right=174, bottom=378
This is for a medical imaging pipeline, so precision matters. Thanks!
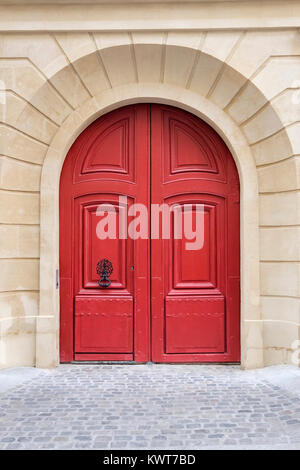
left=61, top=104, right=238, bottom=188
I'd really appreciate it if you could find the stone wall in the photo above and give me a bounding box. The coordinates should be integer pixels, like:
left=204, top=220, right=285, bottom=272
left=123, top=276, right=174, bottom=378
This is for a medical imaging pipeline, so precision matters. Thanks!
left=0, top=1, right=299, bottom=369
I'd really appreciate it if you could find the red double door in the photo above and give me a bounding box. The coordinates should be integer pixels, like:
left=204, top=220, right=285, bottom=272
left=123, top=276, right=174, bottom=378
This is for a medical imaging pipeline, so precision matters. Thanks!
left=60, top=104, right=240, bottom=363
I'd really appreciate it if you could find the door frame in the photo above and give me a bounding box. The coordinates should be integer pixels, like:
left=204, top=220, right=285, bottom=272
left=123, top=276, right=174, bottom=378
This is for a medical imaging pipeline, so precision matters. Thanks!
left=37, top=86, right=262, bottom=369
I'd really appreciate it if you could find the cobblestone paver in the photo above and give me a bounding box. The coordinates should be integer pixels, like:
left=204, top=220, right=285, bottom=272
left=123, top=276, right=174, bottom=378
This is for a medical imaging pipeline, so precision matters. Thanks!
left=0, top=364, right=300, bottom=449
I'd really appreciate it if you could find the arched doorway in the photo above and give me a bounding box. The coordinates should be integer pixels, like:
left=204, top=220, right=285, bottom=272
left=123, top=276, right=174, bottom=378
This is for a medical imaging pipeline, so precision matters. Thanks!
left=59, top=104, right=240, bottom=363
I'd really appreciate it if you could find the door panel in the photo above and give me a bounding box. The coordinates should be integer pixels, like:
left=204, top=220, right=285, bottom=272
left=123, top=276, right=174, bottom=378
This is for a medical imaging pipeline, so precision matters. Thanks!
left=60, top=104, right=150, bottom=362
left=150, top=104, right=240, bottom=363
left=60, top=103, right=240, bottom=363
left=165, top=296, right=225, bottom=353
left=169, top=196, right=223, bottom=292
left=74, top=296, right=133, bottom=353
left=75, top=195, right=133, bottom=293
left=74, top=195, right=134, bottom=355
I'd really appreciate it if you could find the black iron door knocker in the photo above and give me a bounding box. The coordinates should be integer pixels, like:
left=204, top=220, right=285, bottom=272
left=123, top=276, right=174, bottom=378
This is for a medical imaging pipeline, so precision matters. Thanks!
left=96, top=259, right=113, bottom=288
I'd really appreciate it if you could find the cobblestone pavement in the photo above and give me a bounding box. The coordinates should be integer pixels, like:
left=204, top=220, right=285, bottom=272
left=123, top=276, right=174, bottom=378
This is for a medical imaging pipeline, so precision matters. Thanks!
left=0, top=364, right=300, bottom=450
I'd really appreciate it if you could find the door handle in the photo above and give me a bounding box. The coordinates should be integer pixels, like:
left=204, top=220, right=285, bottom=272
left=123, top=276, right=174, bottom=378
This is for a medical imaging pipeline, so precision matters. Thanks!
left=96, top=259, right=113, bottom=288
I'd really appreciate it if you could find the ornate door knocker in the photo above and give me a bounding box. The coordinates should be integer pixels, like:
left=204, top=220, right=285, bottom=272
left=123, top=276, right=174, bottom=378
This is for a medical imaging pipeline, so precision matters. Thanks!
left=96, top=259, right=113, bottom=288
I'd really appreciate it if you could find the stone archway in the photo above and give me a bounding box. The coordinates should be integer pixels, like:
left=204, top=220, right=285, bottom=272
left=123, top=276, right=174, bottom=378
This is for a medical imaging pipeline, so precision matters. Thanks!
left=37, top=84, right=262, bottom=369
left=2, top=34, right=297, bottom=369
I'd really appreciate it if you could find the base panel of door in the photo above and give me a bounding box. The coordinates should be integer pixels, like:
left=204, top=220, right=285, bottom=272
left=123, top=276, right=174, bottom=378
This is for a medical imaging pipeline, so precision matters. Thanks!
left=70, top=361, right=137, bottom=365
left=151, top=354, right=240, bottom=363
left=73, top=354, right=239, bottom=363
left=74, top=353, right=133, bottom=361
left=68, top=361, right=240, bottom=365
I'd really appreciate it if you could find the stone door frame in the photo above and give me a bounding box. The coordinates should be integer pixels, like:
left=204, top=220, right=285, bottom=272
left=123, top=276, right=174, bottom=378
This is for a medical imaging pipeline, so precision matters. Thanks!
left=37, top=85, right=262, bottom=369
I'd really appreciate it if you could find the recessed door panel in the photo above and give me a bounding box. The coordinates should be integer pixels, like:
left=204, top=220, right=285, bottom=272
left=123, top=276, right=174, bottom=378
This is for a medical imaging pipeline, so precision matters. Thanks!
left=75, top=296, right=133, bottom=353
left=74, top=195, right=134, bottom=355
left=165, top=296, right=225, bottom=353
left=81, top=118, right=130, bottom=175
left=79, top=198, right=131, bottom=291
left=171, top=199, right=221, bottom=291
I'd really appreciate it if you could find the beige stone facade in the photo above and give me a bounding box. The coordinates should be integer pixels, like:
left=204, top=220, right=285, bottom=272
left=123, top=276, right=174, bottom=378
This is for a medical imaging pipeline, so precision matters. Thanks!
left=0, top=0, right=299, bottom=370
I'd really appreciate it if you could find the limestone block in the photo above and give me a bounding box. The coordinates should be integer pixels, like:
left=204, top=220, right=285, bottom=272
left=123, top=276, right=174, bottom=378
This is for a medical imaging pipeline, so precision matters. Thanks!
left=0, top=156, right=41, bottom=191
left=227, top=81, right=267, bottom=125
left=101, top=47, right=136, bottom=87
left=0, top=323, right=36, bottom=368
left=286, top=124, right=300, bottom=158
left=166, top=31, right=203, bottom=50
left=259, top=191, right=300, bottom=226
left=1, top=2, right=300, bottom=32
left=0, top=315, right=36, bottom=336
left=94, top=33, right=136, bottom=87
left=242, top=103, right=283, bottom=144
left=0, top=58, right=45, bottom=98
left=0, top=291, right=38, bottom=320
left=264, top=348, right=290, bottom=366
left=227, top=30, right=300, bottom=80
left=188, top=53, right=223, bottom=97
left=0, top=59, right=72, bottom=125
left=261, top=296, right=300, bottom=324
left=36, top=316, right=59, bottom=368
left=0, top=125, right=48, bottom=164
left=258, top=157, right=300, bottom=193
left=0, top=225, right=39, bottom=258
left=93, top=32, right=131, bottom=50
left=1, top=92, right=58, bottom=145
left=132, top=33, right=165, bottom=83
left=76, top=97, right=100, bottom=124
left=134, top=44, right=162, bottom=83
left=164, top=44, right=196, bottom=87
left=228, top=57, right=300, bottom=124
left=0, top=33, right=68, bottom=79
left=132, top=32, right=165, bottom=47
left=209, top=66, right=246, bottom=109
left=264, top=321, right=299, bottom=351
left=260, top=227, right=300, bottom=262
left=253, top=57, right=300, bottom=101
left=72, top=53, right=111, bottom=96
left=47, top=110, right=83, bottom=154
left=196, top=32, right=247, bottom=104
left=243, top=320, right=264, bottom=350
left=251, top=123, right=300, bottom=166
left=54, top=33, right=111, bottom=96
left=244, top=87, right=300, bottom=143
left=54, top=33, right=96, bottom=63
left=50, top=66, right=90, bottom=109
left=260, top=262, right=299, bottom=297
left=242, top=320, right=264, bottom=369
left=0, top=259, right=39, bottom=292
left=271, top=89, right=300, bottom=128
left=202, top=31, right=241, bottom=63
left=0, top=190, right=39, bottom=224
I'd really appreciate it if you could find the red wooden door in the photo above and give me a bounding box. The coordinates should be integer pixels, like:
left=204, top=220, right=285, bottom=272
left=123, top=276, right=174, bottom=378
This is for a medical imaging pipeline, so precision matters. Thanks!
left=60, top=104, right=240, bottom=363
left=60, top=105, right=150, bottom=362
left=150, top=105, right=240, bottom=362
